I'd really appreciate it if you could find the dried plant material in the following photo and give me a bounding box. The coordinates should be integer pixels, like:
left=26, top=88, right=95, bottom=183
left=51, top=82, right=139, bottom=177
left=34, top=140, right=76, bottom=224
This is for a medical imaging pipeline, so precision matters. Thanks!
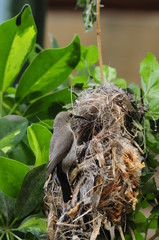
left=45, top=83, right=144, bottom=239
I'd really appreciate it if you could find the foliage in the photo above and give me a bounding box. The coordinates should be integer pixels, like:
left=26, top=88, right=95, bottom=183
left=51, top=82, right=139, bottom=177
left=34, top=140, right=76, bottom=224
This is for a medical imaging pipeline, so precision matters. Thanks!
left=0, top=5, right=81, bottom=239
left=0, top=3, right=159, bottom=240
left=76, top=0, right=98, bottom=32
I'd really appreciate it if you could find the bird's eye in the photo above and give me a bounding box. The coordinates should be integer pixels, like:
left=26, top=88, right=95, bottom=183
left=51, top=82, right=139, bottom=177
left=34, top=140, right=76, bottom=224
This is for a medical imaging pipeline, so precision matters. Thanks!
left=69, top=113, right=73, bottom=118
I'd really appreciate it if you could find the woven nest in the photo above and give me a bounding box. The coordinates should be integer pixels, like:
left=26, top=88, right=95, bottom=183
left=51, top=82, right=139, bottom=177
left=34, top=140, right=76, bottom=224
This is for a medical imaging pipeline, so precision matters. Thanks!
left=45, top=83, right=145, bottom=240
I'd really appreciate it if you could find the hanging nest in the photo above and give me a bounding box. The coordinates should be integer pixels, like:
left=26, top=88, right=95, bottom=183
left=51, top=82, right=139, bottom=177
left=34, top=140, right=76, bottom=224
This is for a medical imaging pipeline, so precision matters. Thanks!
left=45, top=83, right=145, bottom=240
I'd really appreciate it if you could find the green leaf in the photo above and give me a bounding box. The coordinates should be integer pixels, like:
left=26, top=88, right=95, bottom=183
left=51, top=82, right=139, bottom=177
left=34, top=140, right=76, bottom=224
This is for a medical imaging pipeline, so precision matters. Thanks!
left=146, top=131, right=159, bottom=153
left=17, top=215, right=47, bottom=237
left=145, top=98, right=159, bottom=120
left=128, top=83, right=140, bottom=102
left=140, top=199, right=149, bottom=208
left=0, top=189, right=16, bottom=222
left=142, top=177, right=157, bottom=195
left=15, top=35, right=80, bottom=103
left=37, top=119, right=53, bottom=131
left=0, top=5, right=36, bottom=92
left=27, top=124, right=52, bottom=167
left=133, top=212, right=147, bottom=224
left=134, top=230, right=145, bottom=240
left=146, top=153, right=159, bottom=168
left=113, top=78, right=127, bottom=89
left=24, top=88, right=72, bottom=118
left=0, top=157, right=30, bottom=198
left=49, top=35, right=59, bottom=48
left=8, top=140, right=35, bottom=165
left=76, top=45, right=98, bottom=69
left=149, top=218, right=158, bottom=229
left=140, top=53, right=159, bottom=119
left=85, top=45, right=98, bottom=66
left=140, top=53, right=159, bottom=95
left=72, top=76, right=88, bottom=88
left=15, top=164, right=46, bottom=220
left=151, top=205, right=159, bottom=215
left=93, top=65, right=117, bottom=83
left=0, top=115, right=28, bottom=154
left=146, top=193, right=156, bottom=200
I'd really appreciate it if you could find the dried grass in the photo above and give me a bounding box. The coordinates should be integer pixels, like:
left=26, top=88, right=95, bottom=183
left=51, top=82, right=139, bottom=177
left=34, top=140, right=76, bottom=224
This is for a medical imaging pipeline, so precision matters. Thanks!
left=45, top=83, right=144, bottom=240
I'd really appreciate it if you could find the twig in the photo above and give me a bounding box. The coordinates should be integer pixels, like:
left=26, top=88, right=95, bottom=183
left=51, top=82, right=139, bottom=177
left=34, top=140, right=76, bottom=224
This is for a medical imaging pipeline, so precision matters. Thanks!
left=96, top=0, right=104, bottom=84
left=72, top=208, right=92, bottom=223
left=118, top=225, right=125, bottom=240
left=56, top=222, right=79, bottom=228
left=129, top=226, right=136, bottom=240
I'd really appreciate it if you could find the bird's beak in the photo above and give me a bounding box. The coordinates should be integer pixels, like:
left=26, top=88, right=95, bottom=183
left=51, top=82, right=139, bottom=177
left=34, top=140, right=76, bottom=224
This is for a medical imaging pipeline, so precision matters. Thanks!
left=74, top=115, right=88, bottom=121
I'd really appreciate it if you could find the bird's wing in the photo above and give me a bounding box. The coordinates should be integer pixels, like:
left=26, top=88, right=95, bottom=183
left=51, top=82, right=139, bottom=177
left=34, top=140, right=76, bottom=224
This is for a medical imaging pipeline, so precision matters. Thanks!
left=46, top=128, right=74, bottom=177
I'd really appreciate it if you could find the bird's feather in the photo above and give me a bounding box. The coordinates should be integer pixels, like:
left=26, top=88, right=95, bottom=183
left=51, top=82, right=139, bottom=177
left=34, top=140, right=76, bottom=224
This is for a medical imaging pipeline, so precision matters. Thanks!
left=46, top=126, right=74, bottom=177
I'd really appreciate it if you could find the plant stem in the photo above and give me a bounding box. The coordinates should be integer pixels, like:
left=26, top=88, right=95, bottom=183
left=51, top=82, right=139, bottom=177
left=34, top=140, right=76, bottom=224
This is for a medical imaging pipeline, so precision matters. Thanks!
left=96, top=0, right=104, bottom=84
left=9, top=232, right=23, bottom=240
left=129, top=226, right=136, bottom=240
left=0, top=216, right=5, bottom=226
left=118, top=225, right=125, bottom=240
left=6, top=233, right=10, bottom=240
left=0, top=232, right=5, bottom=240
left=0, top=92, right=3, bottom=117
left=9, top=218, right=18, bottom=228
left=8, top=103, right=18, bottom=115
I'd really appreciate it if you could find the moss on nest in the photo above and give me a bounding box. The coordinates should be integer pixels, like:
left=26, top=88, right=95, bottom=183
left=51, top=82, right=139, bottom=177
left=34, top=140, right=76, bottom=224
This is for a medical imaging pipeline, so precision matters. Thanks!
left=45, top=83, right=144, bottom=240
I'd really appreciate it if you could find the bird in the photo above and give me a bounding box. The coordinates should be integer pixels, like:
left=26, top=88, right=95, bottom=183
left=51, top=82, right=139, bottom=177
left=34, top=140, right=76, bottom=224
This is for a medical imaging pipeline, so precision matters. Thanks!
left=46, top=111, right=85, bottom=202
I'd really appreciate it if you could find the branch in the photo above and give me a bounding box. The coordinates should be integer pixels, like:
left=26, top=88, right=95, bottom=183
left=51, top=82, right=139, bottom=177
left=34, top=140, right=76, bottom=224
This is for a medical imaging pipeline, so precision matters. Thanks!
left=96, top=0, right=104, bottom=84
left=129, top=226, right=136, bottom=240
left=118, top=225, right=125, bottom=240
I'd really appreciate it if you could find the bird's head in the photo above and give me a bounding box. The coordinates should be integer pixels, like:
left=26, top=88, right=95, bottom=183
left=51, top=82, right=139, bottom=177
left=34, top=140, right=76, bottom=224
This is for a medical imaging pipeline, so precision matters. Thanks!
left=53, top=112, right=87, bottom=128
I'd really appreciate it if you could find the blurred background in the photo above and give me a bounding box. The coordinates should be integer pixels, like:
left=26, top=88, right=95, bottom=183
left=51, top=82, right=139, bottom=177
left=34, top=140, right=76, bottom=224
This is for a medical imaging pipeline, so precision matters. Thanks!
left=1, top=0, right=159, bottom=84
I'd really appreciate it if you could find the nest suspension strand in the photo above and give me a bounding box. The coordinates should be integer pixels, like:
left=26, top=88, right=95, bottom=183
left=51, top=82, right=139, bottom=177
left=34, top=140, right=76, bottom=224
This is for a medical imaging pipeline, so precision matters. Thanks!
left=45, top=83, right=144, bottom=240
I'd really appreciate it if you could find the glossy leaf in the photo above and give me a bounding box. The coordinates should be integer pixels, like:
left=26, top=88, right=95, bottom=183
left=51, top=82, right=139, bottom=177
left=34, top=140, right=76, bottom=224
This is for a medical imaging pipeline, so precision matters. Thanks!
left=8, top=140, right=35, bottom=165
left=18, top=215, right=47, bottom=237
left=0, top=157, right=30, bottom=198
left=24, top=88, right=71, bottom=118
left=27, top=124, right=52, bottom=167
left=0, top=5, right=36, bottom=92
left=15, top=35, right=80, bottom=103
left=37, top=119, right=53, bottom=130
left=15, top=164, right=46, bottom=220
left=0, top=189, right=16, bottom=222
left=0, top=115, right=28, bottom=154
